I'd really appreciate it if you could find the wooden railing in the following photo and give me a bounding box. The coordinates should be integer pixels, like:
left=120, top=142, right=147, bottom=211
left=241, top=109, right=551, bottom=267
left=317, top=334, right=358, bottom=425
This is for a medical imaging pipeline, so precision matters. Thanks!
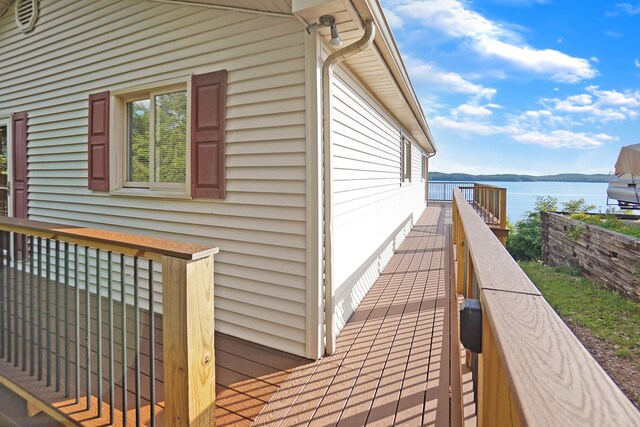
left=451, top=188, right=640, bottom=426
left=431, top=181, right=508, bottom=243
left=458, top=184, right=506, bottom=226
left=0, top=216, right=218, bottom=426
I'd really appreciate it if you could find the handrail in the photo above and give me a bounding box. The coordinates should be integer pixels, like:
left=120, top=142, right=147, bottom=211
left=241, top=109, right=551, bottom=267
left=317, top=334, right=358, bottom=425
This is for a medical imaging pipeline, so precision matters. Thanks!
left=0, top=216, right=218, bottom=261
left=452, top=188, right=640, bottom=426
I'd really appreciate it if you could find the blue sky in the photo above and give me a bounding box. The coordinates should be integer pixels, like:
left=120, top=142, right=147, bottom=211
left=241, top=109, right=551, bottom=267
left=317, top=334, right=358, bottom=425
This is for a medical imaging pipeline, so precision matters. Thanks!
left=381, top=0, right=640, bottom=175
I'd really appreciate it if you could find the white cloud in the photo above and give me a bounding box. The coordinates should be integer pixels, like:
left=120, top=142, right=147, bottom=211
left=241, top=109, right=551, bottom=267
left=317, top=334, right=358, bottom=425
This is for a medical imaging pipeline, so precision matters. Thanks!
left=431, top=116, right=507, bottom=135
left=615, top=2, right=640, bottom=15
left=635, top=58, right=640, bottom=68
left=397, top=0, right=512, bottom=40
left=406, top=57, right=497, bottom=99
left=394, top=0, right=597, bottom=82
left=586, top=86, right=640, bottom=107
left=476, top=38, right=595, bottom=82
left=513, top=130, right=615, bottom=148
left=432, top=108, right=617, bottom=149
left=604, top=30, right=623, bottom=38
left=419, top=95, right=448, bottom=115
left=451, top=103, right=497, bottom=117
left=486, top=0, right=550, bottom=5
left=383, top=8, right=404, bottom=28
left=545, top=86, right=640, bottom=123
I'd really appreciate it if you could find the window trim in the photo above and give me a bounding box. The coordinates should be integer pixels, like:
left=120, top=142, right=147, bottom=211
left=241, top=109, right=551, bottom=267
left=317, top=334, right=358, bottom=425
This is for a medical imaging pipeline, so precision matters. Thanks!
left=110, top=78, right=192, bottom=197
left=401, top=134, right=411, bottom=183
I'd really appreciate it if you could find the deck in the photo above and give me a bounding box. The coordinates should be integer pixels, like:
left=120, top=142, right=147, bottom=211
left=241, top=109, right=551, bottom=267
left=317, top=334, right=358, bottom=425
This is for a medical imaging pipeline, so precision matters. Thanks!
left=0, top=332, right=310, bottom=426
left=253, top=203, right=470, bottom=426
left=1, top=203, right=472, bottom=426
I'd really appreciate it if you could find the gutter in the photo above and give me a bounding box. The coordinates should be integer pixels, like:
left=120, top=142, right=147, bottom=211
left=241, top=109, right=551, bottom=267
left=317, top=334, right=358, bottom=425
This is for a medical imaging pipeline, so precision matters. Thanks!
left=323, top=20, right=376, bottom=356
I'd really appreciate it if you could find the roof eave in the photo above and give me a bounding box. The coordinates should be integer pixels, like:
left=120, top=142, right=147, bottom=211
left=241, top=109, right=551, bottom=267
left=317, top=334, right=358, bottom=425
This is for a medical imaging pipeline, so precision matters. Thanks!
left=352, top=0, right=436, bottom=153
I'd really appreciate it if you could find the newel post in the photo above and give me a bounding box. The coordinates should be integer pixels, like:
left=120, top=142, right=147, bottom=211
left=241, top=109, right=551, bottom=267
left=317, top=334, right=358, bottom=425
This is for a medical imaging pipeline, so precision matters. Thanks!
left=162, top=251, right=217, bottom=426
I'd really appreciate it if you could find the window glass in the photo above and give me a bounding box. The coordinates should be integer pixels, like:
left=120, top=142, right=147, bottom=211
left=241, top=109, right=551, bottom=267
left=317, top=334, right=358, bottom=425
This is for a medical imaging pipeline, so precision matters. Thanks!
left=127, top=99, right=150, bottom=183
left=155, top=91, right=187, bottom=183
left=403, top=138, right=411, bottom=181
left=124, top=88, right=187, bottom=189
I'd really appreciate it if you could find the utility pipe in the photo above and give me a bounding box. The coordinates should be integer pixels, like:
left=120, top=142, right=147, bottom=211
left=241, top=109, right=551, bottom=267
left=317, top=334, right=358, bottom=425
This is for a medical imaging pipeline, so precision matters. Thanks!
left=323, top=20, right=376, bottom=356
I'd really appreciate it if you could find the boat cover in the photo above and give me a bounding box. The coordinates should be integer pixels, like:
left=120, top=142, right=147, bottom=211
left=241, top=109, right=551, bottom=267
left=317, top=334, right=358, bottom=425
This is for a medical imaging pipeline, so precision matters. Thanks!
left=615, top=143, right=640, bottom=175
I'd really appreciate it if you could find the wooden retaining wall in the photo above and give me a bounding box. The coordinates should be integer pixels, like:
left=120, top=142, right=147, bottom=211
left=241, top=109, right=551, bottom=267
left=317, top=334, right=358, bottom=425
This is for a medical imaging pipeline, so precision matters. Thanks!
left=541, top=212, right=640, bottom=302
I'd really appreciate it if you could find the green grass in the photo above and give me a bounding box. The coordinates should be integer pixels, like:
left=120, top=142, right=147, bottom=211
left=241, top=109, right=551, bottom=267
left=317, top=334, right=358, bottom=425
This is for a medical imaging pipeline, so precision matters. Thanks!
left=569, top=212, right=640, bottom=239
left=519, top=261, right=640, bottom=357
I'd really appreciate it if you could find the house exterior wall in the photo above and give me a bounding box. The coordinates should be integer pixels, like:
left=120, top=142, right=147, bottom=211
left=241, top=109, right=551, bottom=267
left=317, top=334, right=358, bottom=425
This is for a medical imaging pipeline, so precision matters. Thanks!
left=0, top=0, right=309, bottom=356
left=331, top=68, right=428, bottom=334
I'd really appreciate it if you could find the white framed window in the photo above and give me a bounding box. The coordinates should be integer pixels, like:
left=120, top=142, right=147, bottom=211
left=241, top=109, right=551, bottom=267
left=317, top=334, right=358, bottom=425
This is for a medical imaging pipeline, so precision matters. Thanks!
left=96, top=70, right=226, bottom=199
left=401, top=134, right=411, bottom=182
left=112, top=82, right=191, bottom=196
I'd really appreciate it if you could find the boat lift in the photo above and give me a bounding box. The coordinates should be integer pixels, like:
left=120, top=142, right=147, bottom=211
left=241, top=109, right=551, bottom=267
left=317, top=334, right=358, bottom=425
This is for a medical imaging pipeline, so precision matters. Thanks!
left=607, top=143, right=640, bottom=209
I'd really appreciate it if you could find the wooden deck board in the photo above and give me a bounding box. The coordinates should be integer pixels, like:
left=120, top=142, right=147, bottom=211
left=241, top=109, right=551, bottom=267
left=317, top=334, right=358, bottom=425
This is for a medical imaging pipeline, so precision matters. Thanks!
left=0, top=327, right=309, bottom=426
left=254, top=204, right=453, bottom=426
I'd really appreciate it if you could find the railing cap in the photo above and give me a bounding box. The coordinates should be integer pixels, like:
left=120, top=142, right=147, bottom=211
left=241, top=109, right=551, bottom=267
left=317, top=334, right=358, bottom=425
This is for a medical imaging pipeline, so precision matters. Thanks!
left=0, top=216, right=218, bottom=261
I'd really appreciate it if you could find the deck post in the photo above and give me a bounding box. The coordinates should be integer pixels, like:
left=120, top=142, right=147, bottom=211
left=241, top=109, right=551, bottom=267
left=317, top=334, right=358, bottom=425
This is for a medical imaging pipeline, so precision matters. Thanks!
left=162, top=254, right=216, bottom=426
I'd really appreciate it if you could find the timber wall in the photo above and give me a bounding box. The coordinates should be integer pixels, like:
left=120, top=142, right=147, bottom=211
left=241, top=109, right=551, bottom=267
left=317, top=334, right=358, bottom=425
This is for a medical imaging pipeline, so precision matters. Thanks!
left=541, top=211, right=640, bottom=302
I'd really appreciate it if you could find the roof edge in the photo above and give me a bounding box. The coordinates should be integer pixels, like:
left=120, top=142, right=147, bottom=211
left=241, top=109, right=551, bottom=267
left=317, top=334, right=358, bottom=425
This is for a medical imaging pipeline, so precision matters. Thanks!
left=353, top=0, right=436, bottom=153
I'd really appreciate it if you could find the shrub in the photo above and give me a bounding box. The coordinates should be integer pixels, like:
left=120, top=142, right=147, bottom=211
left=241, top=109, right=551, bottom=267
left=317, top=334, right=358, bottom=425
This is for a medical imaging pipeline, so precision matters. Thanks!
left=506, top=196, right=557, bottom=261
left=507, top=196, right=601, bottom=261
left=561, top=198, right=596, bottom=214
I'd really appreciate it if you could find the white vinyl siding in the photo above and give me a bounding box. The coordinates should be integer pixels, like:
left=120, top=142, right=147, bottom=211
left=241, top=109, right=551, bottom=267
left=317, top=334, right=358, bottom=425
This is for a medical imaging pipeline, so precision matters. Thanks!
left=331, top=70, right=427, bottom=335
left=0, top=0, right=307, bottom=356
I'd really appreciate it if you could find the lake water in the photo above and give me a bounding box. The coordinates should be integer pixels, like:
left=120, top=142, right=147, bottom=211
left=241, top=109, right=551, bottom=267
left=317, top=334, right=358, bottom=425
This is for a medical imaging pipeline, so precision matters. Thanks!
left=476, top=181, right=612, bottom=222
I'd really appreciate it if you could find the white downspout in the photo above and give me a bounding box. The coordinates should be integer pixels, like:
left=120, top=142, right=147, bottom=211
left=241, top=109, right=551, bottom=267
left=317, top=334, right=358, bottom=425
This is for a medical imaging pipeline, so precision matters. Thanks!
left=323, top=20, right=376, bottom=356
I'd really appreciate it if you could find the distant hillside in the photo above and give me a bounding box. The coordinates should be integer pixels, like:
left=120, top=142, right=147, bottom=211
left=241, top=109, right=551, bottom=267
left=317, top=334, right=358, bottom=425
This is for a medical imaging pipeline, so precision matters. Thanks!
left=429, top=172, right=612, bottom=183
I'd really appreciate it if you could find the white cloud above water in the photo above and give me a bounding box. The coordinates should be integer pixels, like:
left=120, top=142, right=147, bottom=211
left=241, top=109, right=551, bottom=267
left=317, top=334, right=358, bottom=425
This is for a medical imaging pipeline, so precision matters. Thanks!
left=390, top=0, right=597, bottom=82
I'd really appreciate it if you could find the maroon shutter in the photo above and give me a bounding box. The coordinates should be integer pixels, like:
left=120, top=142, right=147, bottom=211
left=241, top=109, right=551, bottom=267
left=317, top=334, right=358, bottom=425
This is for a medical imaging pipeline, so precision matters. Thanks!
left=11, top=112, right=28, bottom=219
left=88, top=91, right=110, bottom=191
left=191, top=70, right=227, bottom=199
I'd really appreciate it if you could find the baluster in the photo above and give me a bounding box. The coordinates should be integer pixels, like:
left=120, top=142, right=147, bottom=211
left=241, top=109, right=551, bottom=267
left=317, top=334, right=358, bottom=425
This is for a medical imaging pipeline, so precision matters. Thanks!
left=85, top=246, right=91, bottom=411
left=21, top=234, right=26, bottom=371
left=149, top=259, right=156, bottom=426
left=134, top=257, right=141, bottom=426
left=121, top=253, right=127, bottom=425
left=37, top=237, right=42, bottom=381
left=0, top=231, right=4, bottom=360
left=29, top=236, right=34, bottom=377
left=55, top=240, right=60, bottom=391
left=64, top=242, right=70, bottom=398
left=46, top=239, right=51, bottom=385
left=74, top=244, right=80, bottom=404
left=107, top=251, right=115, bottom=424
left=13, top=232, right=18, bottom=366
left=96, top=249, right=103, bottom=417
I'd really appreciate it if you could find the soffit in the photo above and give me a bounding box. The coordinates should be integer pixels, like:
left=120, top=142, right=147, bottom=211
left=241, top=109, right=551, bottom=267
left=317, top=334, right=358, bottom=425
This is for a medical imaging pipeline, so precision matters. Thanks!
left=294, top=0, right=435, bottom=153
left=153, top=0, right=293, bottom=15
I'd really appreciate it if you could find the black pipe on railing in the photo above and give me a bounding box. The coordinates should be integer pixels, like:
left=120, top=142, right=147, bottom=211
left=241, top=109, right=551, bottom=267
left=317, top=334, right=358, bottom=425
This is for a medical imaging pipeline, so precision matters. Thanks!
left=428, top=181, right=475, bottom=201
